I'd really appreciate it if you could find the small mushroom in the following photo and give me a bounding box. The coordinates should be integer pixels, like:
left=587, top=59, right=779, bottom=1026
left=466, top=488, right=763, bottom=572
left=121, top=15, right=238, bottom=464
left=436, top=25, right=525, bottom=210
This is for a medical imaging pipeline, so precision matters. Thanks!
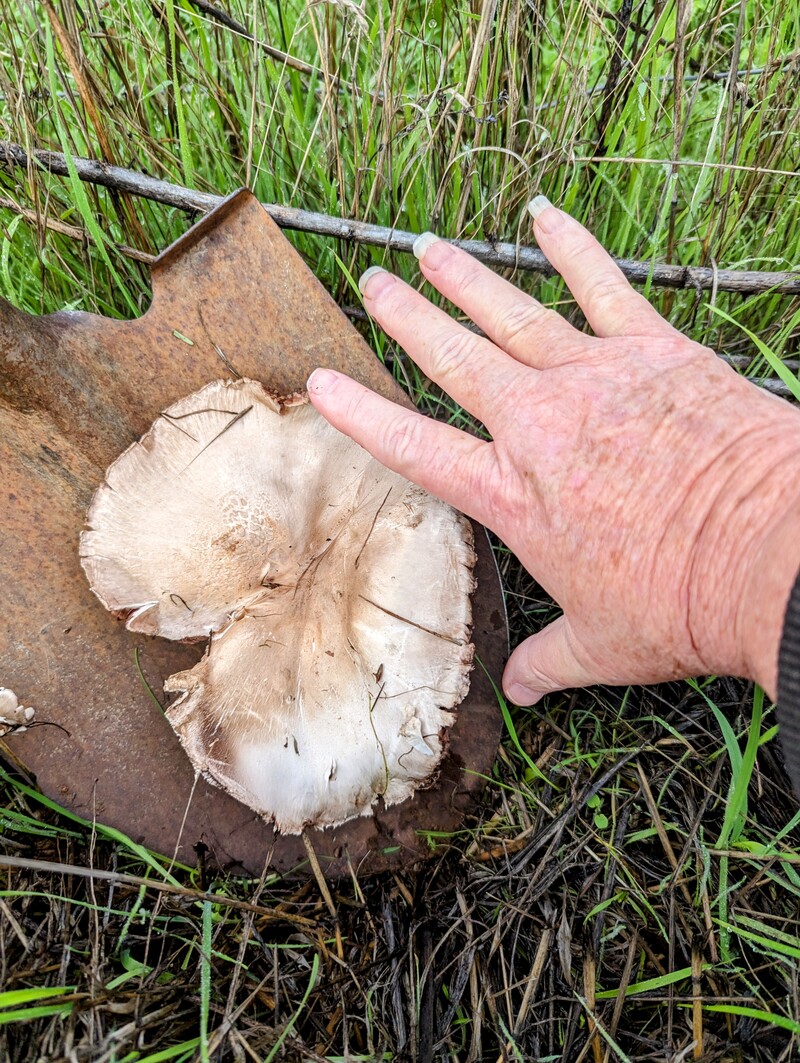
left=80, top=379, right=475, bottom=833
left=0, top=688, right=36, bottom=736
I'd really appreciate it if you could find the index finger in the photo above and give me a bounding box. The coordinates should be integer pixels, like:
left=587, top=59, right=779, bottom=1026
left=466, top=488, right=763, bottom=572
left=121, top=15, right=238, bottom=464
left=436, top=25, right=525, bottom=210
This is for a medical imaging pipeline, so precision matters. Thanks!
left=307, top=368, right=500, bottom=530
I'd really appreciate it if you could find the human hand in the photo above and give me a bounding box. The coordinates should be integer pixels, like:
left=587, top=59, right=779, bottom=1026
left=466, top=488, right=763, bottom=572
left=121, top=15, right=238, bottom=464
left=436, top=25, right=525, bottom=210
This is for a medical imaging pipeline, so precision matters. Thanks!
left=308, top=200, right=800, bottom=705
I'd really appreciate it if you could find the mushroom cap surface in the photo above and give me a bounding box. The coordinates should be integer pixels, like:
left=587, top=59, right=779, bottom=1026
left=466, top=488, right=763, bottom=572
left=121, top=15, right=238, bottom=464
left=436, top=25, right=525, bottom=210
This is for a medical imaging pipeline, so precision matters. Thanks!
left=0, top=688, right=35, bottom=736
left=80, top=379, right=475, bottom=833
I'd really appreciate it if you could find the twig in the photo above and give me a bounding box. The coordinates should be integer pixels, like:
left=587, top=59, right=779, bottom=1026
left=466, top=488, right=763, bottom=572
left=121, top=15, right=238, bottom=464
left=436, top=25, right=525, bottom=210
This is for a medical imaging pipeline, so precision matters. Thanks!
left=182, top=0, right=319, bottom=76
left=301, top=832, right=344, bottom=960
left=0, top=853, right=314, bottom=925
left=2, top=143, right=800, bottom=296
left=0, top=194, right=155, bottom=263
left=183, top=0, right=380, bottom=104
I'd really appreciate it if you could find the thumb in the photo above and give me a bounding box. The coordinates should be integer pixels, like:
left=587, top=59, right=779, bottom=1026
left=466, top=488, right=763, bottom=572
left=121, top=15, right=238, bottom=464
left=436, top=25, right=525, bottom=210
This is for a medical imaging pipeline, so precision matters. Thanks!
left=502, top=615, right=597, bottom=705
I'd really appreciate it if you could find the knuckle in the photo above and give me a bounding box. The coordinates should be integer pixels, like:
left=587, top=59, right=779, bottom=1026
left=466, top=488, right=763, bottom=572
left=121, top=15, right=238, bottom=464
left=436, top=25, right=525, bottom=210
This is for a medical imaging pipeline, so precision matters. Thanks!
left=508, top=648, right=556, bottom=692
left=496, top=299, right=548, bottom=347
left=430, top=328, right=479, bottom=380
left=458, top=445, right=491, bottom=497
left=386, top=414, right=426, bottom=468
left=370, top=278, right=422, bottom=332
left=565, top=227, right=602, bottom=263
left=517, top=657, right=561, bottom=694
left=583, top=271, right=626, bottom=310
left=383, top=285, right=417, bottom=325
left=448, top=259, right=485, bottom=303
left=344, top=386, right=371, bottom=425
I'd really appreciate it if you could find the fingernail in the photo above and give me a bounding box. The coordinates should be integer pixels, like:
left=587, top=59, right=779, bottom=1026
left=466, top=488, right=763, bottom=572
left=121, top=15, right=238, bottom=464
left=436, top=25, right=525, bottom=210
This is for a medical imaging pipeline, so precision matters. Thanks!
left=526, top=195, right=562, bottom=235
left=307, top=368, right=337, bottom=393
left=526, top=195, right=552, bottom=219
left=412, top=231, right=440, bottom=261
left=506, top=682, right=546, bottom=706
left=358, top=265, right=392, bottom=296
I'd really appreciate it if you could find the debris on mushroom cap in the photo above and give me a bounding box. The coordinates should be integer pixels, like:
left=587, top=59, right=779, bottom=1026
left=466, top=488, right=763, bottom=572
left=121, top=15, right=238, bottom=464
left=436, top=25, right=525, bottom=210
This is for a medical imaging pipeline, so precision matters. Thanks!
left=0, top=688, right=36, bottom=736
left=80, top=379, right=476, bottom=833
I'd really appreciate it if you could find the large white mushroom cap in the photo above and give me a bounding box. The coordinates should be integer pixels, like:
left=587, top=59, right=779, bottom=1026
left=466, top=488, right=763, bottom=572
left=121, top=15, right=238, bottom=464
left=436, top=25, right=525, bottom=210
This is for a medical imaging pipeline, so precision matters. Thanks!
left=80, top=379, right=475, bottom=833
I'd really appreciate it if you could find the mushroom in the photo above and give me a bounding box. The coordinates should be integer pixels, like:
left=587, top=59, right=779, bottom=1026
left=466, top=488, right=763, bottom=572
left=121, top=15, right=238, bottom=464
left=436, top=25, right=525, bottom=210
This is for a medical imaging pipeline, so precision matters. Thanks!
left=0, top=688, right=35, bottom=736
left=80, top=379, right=475, bottom=833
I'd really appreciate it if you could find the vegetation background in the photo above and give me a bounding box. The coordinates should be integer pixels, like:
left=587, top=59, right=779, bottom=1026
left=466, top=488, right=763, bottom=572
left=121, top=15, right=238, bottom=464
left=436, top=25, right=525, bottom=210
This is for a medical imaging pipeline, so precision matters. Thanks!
left=1, top=0, right=800, bottom=1059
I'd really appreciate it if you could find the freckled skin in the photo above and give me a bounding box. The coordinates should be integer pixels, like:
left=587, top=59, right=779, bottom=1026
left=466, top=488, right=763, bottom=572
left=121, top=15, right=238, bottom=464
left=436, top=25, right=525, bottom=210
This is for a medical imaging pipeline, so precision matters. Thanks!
left=309, top=207, right=800, bottom=704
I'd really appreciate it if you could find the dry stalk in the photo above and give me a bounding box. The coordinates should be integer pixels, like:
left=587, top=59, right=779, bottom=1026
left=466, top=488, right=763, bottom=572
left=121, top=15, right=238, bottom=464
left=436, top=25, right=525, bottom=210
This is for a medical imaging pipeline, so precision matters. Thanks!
left=2, top=142, right=800, bottom=296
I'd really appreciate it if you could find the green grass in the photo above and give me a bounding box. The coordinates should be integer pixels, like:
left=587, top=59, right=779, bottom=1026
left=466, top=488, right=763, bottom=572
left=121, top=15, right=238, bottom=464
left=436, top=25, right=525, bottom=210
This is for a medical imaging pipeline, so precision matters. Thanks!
left=2, top=0, right=800, bottom=1059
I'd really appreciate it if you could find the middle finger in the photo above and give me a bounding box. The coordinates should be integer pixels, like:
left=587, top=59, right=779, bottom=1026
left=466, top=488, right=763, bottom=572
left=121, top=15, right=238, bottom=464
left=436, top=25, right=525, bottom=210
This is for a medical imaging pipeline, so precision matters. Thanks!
left=359, top=267, right=531, bottom=427
left=412, top=234, right=592, bottom=368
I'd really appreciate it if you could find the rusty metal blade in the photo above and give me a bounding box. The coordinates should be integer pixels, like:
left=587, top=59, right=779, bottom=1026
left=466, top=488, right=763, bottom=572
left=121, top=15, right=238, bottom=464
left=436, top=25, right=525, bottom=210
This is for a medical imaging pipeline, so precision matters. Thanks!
left=0, top=188, right=506, bottom=876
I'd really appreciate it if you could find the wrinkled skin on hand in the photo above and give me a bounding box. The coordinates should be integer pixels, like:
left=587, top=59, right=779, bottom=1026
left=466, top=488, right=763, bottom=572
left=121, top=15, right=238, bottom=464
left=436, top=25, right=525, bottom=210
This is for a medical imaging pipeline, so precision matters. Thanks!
left=308, top=204, right=800, bottom=705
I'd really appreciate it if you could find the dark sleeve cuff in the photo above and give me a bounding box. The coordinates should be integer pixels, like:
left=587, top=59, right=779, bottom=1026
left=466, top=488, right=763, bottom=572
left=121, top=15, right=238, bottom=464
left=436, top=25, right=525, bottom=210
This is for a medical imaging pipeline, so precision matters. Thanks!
left=777, top=567, right=800, bottom=797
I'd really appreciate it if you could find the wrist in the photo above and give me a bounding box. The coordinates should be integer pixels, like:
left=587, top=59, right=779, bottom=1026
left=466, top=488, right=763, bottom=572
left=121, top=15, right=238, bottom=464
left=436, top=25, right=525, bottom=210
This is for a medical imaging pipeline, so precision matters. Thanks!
left=687, top=404, right=800, bottom=691
left=737, top=493, right=800, bottom=697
